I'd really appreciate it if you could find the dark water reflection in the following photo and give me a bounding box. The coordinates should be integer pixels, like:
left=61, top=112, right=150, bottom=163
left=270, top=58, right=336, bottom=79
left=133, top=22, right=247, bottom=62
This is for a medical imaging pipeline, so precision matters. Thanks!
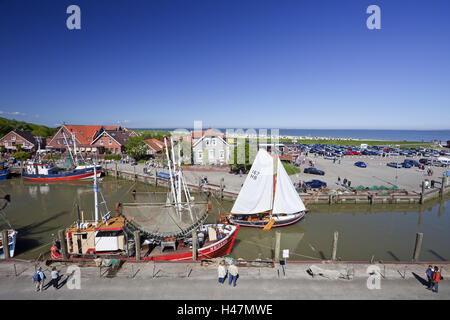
left=0, top=177, right=448, bottom=261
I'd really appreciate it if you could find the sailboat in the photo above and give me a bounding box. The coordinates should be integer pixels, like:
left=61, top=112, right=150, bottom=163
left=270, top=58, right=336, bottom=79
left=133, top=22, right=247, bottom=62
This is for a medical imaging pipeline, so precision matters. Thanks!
left=0, top=194, right=18, bottom=259
left=227, top=149, right=307, bottom=228
left=23, top=132, right=102, bottom=182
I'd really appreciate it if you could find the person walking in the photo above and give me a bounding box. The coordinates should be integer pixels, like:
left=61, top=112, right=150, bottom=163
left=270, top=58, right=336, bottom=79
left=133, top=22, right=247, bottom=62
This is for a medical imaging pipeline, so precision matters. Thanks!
left=217, top=261, right=227, bottom=284
left=33, top=267, right=45, bottom=292
left=431, top=266, right=441, bottom=293
left=50, top=266, right=60, bottom=289
left=426, top=265, right=434, bottom=289
left=228, top=261, right=239, bottom=287
left=337, top=177, right=341, bottom=185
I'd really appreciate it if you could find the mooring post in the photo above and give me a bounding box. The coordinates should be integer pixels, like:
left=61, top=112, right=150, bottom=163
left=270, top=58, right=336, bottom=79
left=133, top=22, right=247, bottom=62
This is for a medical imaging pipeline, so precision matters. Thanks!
left=154, top=167, right=157, bottom=186
left=192, top=230, right=198, bottom=261
left=134, top=231, right=141, bottom=261
left=412, top=232, right=423, bottom=262
left=58, top=229, right=68, bottom=260
left=1, top=230, right=10, bottom=259
left=331, top=231, right=339, bottom=261
left=440, top=176, right=446, bottom=197
left=420, top=181, right=425, bottom=204
left=115, top=162, right=118, bottom=178
left=274, top=230, right=281, bottom=261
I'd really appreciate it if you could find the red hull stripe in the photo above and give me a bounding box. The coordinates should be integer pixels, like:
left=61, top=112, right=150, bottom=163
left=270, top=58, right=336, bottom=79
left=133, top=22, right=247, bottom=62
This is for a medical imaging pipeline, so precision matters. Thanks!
left=23, top=171, right=101, bottom=181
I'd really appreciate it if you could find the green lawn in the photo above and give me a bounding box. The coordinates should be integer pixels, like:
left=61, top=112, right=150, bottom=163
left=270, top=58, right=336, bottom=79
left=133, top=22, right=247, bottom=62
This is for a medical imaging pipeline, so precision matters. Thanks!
left=281, top=161, right=300, bottom=175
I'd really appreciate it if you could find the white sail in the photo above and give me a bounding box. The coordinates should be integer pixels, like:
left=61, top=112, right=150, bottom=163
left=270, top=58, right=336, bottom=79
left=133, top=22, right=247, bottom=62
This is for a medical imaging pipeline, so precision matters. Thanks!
left=230, top=149, right=274, bottom=215
left=272, top=157, right=306, bottom=214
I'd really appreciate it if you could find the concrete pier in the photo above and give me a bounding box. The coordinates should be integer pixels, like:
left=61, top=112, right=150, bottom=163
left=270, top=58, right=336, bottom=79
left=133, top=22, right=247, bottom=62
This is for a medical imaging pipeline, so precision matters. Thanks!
left=0, top=260, right=448, bottom=300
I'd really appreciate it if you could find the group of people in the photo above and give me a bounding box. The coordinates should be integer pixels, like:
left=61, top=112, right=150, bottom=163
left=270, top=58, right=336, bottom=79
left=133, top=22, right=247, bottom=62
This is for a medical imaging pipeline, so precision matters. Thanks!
left=426, top=265, right=442, bottom=293
left=337, top=177, right=351, bottom=187
left=217, top=260, right=239, bottom=287
left=33, top=267, right=60, bottom=292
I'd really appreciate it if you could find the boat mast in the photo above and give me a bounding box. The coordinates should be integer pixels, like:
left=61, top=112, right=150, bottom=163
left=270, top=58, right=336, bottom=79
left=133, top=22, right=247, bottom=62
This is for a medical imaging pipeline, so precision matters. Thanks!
left=93, top=164, right=99, bottom=226
left=269, top=147, right=278, bottom=220
left=164, top=136, right=180, bottom=218
left=62, top=131, right=76, bottom=166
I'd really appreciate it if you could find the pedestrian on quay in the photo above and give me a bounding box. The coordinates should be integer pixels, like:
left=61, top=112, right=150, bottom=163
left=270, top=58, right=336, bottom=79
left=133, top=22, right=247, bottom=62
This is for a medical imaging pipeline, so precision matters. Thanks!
left=338, top=159, right=341, bottom=165
left=239, top=169, right=243, bottom=178
left=426, top=265, right=434, bottom=289
left=337, top=177, right=341, bottom=185
left=50, top=266, right=60, bottom=289
left=218, top=260, right=227, bottom=284
left=343, top=178, right=347, bottom=186
left=33, top=267, right=45, bottom=292
left=431, top=266, right=442, bottom=293
left=348, top=180, right=351, bottom=188
left=228, top=261, right=239, bottom=287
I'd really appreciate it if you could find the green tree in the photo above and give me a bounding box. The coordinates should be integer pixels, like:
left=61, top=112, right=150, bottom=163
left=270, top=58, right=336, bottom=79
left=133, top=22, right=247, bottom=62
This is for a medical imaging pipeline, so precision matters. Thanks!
left=0, top=146, right=6, bottom=154
left=125, top=136, right=147, bottom=160
left=12, top=151, right=30, bottom=162
left=15, top=144, right=22, bottom=152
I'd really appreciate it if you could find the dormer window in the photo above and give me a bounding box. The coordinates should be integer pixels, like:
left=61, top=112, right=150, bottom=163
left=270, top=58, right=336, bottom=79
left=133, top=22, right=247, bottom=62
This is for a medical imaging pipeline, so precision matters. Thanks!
left=11, top=135, right=15, bottom=141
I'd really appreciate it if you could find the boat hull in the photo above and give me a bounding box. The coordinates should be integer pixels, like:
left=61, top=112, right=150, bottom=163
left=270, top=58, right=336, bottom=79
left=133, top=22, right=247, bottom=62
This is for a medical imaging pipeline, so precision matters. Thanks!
left=50, top=224, right=239, bottom=262
left=0, top=168, right=10, bottom=180
left=228, top=212, right=306, bottom=228
left=22, top=167, right=102, bottom=182
left=146, top=225, right=239, bottom=262
left=0, top=230, right=18, bottom=259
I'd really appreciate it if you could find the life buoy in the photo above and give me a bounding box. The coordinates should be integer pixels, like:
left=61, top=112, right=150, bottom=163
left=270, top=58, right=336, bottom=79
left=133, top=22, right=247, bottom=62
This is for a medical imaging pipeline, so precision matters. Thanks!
left=50, top=245, right=62, bottom=259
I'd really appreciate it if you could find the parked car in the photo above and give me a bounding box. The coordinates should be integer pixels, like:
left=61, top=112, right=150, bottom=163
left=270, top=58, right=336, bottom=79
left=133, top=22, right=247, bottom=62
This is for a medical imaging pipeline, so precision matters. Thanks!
left=402, top=162, right=412, bottom=168
left=305, top=179, right=327, bottom=189
left=304, top=167, right=325, bottom=175
left=419, top=158, right=431, bottom=165
left=387, top=162, right=403, bottom=168
left=354, top=161, right=367, bottom=168
left=404, top=159, right=421, bottom=167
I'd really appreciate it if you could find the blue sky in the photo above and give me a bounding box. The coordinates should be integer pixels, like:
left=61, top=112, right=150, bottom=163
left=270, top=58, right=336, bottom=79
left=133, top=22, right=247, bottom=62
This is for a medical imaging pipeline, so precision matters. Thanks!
left=0, top=0, right=449, bottom=130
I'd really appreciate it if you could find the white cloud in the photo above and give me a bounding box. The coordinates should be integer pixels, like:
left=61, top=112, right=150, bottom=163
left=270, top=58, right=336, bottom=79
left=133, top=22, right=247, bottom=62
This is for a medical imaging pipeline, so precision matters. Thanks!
left=0, top=111, right=26, bottom=116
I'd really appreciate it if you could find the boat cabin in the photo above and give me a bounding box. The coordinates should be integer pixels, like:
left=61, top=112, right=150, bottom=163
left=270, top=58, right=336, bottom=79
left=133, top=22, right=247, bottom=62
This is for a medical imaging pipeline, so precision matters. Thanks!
left=25, top=161, right=58, bottom=175
left=66, top=217, right=127, bottom=255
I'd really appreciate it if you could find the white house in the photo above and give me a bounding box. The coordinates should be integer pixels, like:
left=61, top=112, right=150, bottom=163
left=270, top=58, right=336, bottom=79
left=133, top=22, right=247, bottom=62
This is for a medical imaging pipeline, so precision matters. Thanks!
left=192, top=129, right=230, bottom=165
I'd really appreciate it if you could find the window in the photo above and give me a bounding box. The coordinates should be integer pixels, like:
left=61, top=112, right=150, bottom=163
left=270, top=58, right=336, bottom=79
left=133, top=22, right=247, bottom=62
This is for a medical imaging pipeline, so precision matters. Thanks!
left=205, top=138, right=210, bottom=146
left=100, top=140, right=103, bottom=145
left=57, top=140, right=60, bottom=145
left=3, top=141, right=7, bottom=147
left=24, top=142, right=29, bottom=147
left=109, top=139, right=112, bottom=145
left=198, top=150, right=203, bottom=159
left=212, top=138, right=217, bottom=146
left=220, top=150, right=225, bottom=158
left=11, top=135, right=15, bottom=141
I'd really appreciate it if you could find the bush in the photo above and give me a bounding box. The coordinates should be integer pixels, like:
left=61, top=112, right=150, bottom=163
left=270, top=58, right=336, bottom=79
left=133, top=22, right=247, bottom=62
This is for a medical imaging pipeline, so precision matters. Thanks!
left=12, top=151, right=30, bottom=162
left=104, top=154, right=122, bottom=161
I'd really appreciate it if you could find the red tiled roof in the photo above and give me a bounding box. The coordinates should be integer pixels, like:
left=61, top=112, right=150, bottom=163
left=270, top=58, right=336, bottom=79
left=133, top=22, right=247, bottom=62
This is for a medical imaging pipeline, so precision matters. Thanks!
left=49, top=125, right=121, bottom=147
left=145, top=138, right=166, bottom=152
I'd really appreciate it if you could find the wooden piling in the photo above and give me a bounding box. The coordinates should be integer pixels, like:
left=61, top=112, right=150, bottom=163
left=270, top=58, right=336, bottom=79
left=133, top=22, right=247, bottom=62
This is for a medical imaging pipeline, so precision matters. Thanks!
left=274, top=230, right=281, bottom=261
left=115, top=162, right=118, bottom=178
left=331, top=231, right=339, bottom=261
left=134, top=231, right=141, bottom=261
left=440, top=176, right=446, bottom=197
left=58, top=229, right=68, bottom=260
left=192, top=230, right=197, bottom=261
left=420, top=181, right=425, bottom=204
left=412, top=232, right=423, bottom=262
left=1, top=230, right=10, bottom=259
left=154, top=167, right=157, bottom=186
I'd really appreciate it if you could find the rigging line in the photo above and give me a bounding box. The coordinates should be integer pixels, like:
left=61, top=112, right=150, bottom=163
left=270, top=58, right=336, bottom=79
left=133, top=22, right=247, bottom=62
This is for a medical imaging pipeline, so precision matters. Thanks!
left=237, top=239, right=322, bottom=260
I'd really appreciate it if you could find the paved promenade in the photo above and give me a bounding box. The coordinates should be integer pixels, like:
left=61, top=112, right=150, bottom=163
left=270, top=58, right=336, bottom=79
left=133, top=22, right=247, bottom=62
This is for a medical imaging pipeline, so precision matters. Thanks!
left=108, top=155, right=448, bottom=195
left=0, top=260, right=447, bottom=300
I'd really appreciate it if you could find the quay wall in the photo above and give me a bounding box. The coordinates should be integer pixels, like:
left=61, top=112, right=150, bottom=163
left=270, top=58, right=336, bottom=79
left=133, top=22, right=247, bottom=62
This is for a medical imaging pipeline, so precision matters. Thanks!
left=103, top=167, right=449, bottom=205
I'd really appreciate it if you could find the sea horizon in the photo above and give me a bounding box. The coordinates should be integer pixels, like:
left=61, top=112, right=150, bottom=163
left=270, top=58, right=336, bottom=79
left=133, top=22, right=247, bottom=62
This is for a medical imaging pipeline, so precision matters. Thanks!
left=131, top=128, right=450, bottom=143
